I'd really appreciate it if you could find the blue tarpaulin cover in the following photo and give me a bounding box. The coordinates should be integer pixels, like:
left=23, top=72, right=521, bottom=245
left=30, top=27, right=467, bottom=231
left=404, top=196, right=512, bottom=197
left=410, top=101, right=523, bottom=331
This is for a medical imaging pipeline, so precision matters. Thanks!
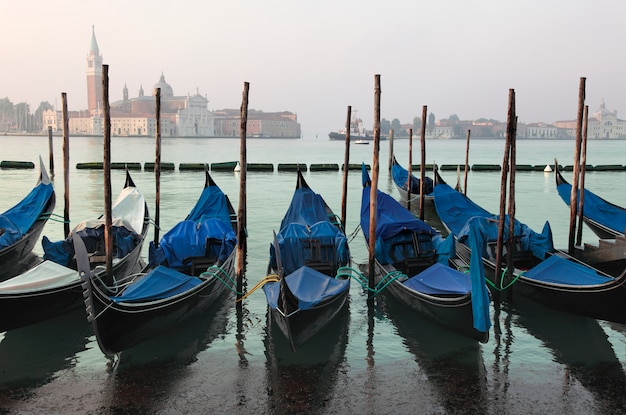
left=523, top=254, right=614, bottom=285
left=269, top=184, right=349, bottom=276
left=434, top=181, right=554, bottom=259
left=392, top=160, right=434, bottom=195
left=557, top=181, right=626, bottom=235
left=0, top=181, right=53, bottom=250
left=361, top=164, right=490, bottom=333
left=42, top=225, right=140, bottom=266
left=403, top=262, right=471, bottom=295
left=360, top=169, right=436, bottom=264
left=149, top=183, right=236, bottom=269
left=111, top=265, right=202, bottom=303
left=263, top=265, right=350, bottom=310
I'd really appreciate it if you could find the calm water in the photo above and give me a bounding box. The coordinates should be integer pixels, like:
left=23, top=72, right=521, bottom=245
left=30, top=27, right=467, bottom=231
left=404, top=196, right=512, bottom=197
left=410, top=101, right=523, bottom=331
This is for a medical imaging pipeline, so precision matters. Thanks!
left=1, top=135, right=626, bottom=414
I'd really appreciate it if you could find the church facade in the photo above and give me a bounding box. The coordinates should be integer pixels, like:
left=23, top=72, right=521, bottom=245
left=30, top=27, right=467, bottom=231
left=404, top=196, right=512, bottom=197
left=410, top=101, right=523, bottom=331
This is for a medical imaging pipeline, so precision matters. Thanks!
left=43, top=27, right=300, bottom=138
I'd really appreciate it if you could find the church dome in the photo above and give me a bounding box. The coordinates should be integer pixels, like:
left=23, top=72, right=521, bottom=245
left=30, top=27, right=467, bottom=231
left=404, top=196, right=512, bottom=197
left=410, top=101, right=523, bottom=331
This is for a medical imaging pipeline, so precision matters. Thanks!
left=153, top=73, right=174, bottom=98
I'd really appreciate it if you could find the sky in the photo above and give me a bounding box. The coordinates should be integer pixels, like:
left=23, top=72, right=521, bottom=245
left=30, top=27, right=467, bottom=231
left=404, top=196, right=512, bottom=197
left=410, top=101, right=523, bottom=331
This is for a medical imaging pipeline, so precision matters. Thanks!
left=2, top=0, right=626, bottom=138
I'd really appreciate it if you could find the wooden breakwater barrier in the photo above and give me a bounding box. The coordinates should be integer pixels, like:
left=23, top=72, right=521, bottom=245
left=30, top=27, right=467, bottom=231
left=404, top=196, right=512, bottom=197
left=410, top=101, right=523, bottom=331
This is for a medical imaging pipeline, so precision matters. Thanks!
left=247, top=163, right=274, bottom=172
left=144, top=162, right=175, bottom=171
left=210, top=161, right=237, bottom=171
left=277, top=163, right=307, bottom=172
left=53, top=161, right=626, bottom=173
left=0, top=160, right=35, bottom=169
left=179, top=163, right=207, bottom=171
left=76, top=162, right=141, bottom=170
left=309, top=163, right=339, bottom=172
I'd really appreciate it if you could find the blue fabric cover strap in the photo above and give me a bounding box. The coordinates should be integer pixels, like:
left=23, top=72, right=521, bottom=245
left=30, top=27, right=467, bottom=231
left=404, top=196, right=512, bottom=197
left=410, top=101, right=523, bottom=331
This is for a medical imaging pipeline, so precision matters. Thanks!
left=0, top=181, right=53, bottom=250
left=111, top=266, right=202, bottom=303
left=403, top=262, right=471, bottom=295
left=523, top=255, right=614, bottom=286
left=557, top=182, right=626, bottom=235
left=392, top=160, right=433, bottom=195
left=263, top=266, right=350, bottom=310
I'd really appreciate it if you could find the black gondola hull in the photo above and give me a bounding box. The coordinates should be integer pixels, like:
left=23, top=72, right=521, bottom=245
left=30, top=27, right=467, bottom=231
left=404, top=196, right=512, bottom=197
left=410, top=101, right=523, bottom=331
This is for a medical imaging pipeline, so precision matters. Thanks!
left=0, top=193, right=56, bottom=281
left=454, top=241, right=626, bottom=324
left=374, top=260, right=488, bottom=343
left=268, top=286, right=349, bottom=352
left=86, top=256, right=234, bottom=356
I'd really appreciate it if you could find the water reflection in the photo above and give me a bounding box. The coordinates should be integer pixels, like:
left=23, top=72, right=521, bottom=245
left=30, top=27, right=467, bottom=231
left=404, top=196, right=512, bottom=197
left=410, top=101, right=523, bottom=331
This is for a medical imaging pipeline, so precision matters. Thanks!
left=97, top=292, right=232, bottom=412
left=0, top=308, right=90, bottom=390
left=264, top=303, right=349, bottom=414
left=509, top=296, right=626, bottom=413
left=381, top=297, right=488, bottom=414
left=380, top=295, right=488, bottom=414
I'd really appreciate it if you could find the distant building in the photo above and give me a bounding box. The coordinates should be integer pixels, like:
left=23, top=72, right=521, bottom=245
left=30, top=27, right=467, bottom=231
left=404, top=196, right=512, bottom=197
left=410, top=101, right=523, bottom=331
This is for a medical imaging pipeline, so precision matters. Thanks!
left=587, top=101, right=626, bottom=139
left=42, top=27, right=301, bottom=138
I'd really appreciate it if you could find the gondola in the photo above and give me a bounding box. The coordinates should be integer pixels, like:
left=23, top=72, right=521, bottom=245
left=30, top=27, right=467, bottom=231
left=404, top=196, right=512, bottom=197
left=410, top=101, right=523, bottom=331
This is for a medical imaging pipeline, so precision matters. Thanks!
left=360, top=164, right=490, bottom=342
left=262, top=170, right=350, bottom=351
left=0, top=170, right=148, bottom=332
left=555, top=163, right=626, bottom=239
left=0, top=157, right=55, bottom=281
left=432, top=169, right=626, bottom=324
left=77, top=170, right=237, bottom=356
left=391, top=155, right=434, bottom=201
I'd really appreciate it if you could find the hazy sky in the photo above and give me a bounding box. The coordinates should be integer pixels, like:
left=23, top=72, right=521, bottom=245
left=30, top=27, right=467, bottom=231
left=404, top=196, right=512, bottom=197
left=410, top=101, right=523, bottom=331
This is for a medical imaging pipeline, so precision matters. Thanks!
left=2, top=0, right=625, bottom=137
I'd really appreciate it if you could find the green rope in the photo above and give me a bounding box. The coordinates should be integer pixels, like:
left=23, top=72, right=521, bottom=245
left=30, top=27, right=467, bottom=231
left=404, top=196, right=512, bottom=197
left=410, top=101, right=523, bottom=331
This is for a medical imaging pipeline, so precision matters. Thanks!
left=200, top=265, right=244, bottom=296
left=484, top=267, right=522, bottom=291
left=334, top=266, right=408, bottom=297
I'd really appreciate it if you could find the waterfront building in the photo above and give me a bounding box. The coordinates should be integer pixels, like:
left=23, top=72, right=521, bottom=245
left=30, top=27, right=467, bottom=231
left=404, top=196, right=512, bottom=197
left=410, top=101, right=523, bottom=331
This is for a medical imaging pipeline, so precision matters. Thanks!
left=42, top=28, right=301, bottom=138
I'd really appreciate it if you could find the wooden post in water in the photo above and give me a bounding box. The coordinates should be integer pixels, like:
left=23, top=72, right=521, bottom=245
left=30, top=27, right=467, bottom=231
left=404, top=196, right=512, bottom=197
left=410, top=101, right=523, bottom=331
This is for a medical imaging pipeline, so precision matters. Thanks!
left=61, top=93, right=70, bottom=238
left=154, top=87, right=161, bottom=246
left=506, top=112, right=518, bottom=281
left=576, top=105, right=589, bottom=246
left=102, top=64, right=113, bottom=280
left=341, top=106, right=352, bottom=229
left=47, top=126, right=54, bottom=176
left=463, top=129, right=471, bottom=195
left=495, top=89, right=514, bottom=287
left=569, top=77, right=586, bottom=254
left=419, top=105, right=427, bottom=221
left=388, top=129, right=394, bottom=172
left=368, top=74, right=381, bottom=294
left=236, top=82, right=249, bottom=297
left=406, top=128, right=413, bottom=211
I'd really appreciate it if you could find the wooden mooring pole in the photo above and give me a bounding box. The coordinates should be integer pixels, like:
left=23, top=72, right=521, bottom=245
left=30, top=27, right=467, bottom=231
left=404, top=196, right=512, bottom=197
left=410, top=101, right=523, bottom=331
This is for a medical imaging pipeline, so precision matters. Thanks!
left=102, top=64, right=113, bottom=280
left=419, top=105, right=427, bottom=221
left=154, top=87, right=162, bottom=246
left=569, top=77, right=586, bottom=254
left=341, top=106, right=351, bottom=229
left=61, top=93, right=70, bottom=238
left=237, top=82, right=249, bottom=298
left=388, top=129, right=394, bottom=172
left=576, top=105, right=589, bottom=246
left=495, top=89, right=515, bottom=292
left=47, top=126, right=54, bottom=176
left=407, top=128, right=413, bottom=211
left=368, top=74, right=381, bottom=294
left=463, top=129, right=471, bottom=195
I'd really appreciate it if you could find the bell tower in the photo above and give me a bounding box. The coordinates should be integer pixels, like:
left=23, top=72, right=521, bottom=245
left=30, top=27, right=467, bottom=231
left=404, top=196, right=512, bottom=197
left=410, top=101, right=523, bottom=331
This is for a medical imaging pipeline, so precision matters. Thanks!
left=86, top=26, right=103, bottom=115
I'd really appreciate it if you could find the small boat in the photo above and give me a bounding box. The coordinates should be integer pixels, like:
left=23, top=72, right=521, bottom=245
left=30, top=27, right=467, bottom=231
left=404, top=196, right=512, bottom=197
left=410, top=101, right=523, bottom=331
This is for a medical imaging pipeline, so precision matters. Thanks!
left=0, top=171, right=148, bottom=332
left=263, top=170, right=350, bottom=351
left=354, top=140, right=369, bottom=145
left=0, top=157, right=55, bottom=281
left=391, top=155, right=434, bottom=200
left=77, top=170, right=237, bottom=356
left=360, top=164, right=490, bottom=342
left=555, top=164, right=626, bottom=239
left=432, top=169, right=626, bottom=324
left=328, top=110, right=386, bottom=141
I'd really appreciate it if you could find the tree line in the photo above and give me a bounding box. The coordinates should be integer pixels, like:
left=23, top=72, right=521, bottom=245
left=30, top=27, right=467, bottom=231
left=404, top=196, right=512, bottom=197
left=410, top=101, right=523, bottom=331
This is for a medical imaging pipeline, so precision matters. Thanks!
left=0, top=97, right=53, bottom=133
